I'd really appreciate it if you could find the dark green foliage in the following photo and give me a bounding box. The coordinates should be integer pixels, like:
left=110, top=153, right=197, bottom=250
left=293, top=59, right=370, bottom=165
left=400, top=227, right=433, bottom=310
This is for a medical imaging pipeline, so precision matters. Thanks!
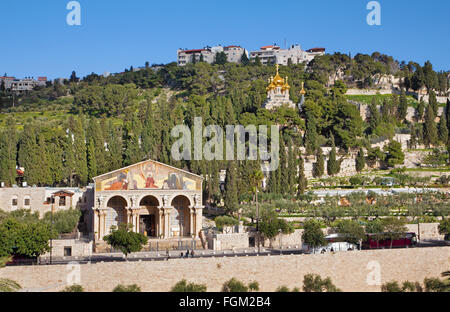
left=103, top=223, right=148, bottom=257
left=43, top=209, right=81, bottom=234
left=331, top=219, right=365, bottom=245
left=171, top=280, right=207, bottom=292
left=313, top=148, right=325, bottom=178
left=224, top=161, right=239, bottom=214
left=301, top=220, right=327, bottom=250
left=384, top=140, right=404, bottom=167
left=327, top=134, right=340, bottom=176
left=60, top=285, right=84, bottom=292
left=397, top=90, right=408, bottom=121
left=112, top=284, right=141, bottom=292
left=0, top=118, right=17, bottom=186
left=355, top=148, right=366, bottom=172
left=302, top=274, right=340, bottom=292
left=297, top=155, right=307, bottom=197
left=222, top=278, right=248, bottom=292
left=214, top=215, right=239, bottom=232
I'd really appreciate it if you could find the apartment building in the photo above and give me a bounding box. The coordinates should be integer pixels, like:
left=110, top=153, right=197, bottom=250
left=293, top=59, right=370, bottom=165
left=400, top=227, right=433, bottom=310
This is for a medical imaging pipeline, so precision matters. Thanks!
left=177, top=45, right=248, bottom=66
left=250, top=44, right=325, bottom=65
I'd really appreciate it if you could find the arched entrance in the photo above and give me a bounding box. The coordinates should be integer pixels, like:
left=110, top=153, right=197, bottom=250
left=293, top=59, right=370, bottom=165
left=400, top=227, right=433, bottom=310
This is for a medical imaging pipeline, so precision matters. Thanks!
left=139, top=195, right=160, bottom=237
left=171, top=195, right=191, bottom=237
left=106, top=196, right=127, bottom=233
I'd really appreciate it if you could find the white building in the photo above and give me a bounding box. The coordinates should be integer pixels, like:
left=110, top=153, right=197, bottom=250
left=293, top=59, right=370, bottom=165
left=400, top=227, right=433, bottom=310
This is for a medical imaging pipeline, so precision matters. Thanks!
left=262, top=64, right=296, bottom=110
left=250, top=44, right=325, bottom=65
left=11, top=78, right=38, bottom=93
left=177, top=45, right=248, bottom=66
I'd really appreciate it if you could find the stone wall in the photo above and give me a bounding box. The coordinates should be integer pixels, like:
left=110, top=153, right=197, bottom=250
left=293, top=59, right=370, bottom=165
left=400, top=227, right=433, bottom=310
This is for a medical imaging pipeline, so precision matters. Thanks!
left=2, top=247, right=448, bottom=292
left=207, top=233, right=249, bottom=250
left=40, top=239, right=93, bottom=259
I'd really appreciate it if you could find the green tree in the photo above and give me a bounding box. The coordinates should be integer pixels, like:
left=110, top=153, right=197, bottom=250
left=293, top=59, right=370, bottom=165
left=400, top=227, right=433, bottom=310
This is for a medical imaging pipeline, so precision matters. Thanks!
left=384, top=140, right=404, bottom=167
left=416, top=98, right=425, bottom=121
left=60, top=285, right=84, bottom=292
left=438, top=218, right=450, bottom=240
left=381, top=217, right=408, bottom=249
left=171, top=280, right=207, bottom=292
left=327, top=134, right=340, bottom=176
left=224, top=161, right=239, bottom=214
left=423, top=105, right=438, bottom=147
left=103, top=223, right=148, bottom=258
left=438, top=113, right=448, bottom=145
left=302, top=274, right=340, bottom=292
left=355, top=148, right=366, bottom=172
left=297, top=155, right=307, bottom=197
left=301, top=220, right=327, bottom=252
left=112, top=284, right=141, bottom=292
left=397, top=90, right=408, bottom=122
left=0, top=118, right=18, bottom=186
left=304, top=112, right=318, bottom=155
left=313, top=148, right=325, bottom=178
left=240, top=53, right=250, bottom=66
left=429, top=90, right=439, bottom=116
left=215, top=52, right=228, bottom=65
left=222, top=278, right=248, bottom=292
left=332, top=219, right=365, bottom=245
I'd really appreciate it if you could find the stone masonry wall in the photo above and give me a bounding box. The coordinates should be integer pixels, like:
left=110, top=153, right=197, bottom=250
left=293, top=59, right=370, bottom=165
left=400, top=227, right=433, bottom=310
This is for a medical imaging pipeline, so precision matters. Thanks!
left=1, top=247, right=448, bottom=292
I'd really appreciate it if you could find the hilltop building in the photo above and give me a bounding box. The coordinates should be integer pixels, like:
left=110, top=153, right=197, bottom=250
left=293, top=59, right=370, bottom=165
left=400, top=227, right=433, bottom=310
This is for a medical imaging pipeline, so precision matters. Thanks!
left=250, top=44, right=325, bottom=65
left=177, top=45, right=248, bottom=66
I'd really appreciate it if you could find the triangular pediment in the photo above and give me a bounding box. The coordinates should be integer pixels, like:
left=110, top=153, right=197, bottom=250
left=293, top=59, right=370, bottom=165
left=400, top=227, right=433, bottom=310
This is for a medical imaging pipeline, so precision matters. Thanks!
left=93, top=159, right=202, bottom=192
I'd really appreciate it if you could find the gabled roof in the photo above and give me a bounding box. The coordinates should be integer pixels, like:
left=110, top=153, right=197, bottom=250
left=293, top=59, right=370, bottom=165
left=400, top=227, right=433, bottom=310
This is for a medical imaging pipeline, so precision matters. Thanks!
left=52, top=190, right=75, bottom=197
left=93, top=159, right=203, bottom=181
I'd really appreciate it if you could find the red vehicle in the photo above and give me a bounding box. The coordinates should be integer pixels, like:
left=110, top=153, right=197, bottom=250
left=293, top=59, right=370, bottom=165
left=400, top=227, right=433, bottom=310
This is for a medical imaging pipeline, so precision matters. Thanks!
left=362, top=232, right=417, bottom=249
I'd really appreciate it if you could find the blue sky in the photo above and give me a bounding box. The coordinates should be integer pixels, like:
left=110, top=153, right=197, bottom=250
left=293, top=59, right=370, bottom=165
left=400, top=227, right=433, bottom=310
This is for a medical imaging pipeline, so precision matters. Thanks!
left=1, top=0, right=449, bottom=79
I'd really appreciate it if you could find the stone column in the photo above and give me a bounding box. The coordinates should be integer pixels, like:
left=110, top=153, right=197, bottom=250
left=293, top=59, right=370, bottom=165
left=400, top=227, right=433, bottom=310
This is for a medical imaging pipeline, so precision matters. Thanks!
left=157, top=208, right=163, bottom=238
left=93, top=209, right=99, bottom=240
left=189, top=208, right=194, bottom=237
left=164, top=208, right=172, bottom=238
left=194, top=207, right=203, bottom=238
left=99, top=210, right=107, bottom=240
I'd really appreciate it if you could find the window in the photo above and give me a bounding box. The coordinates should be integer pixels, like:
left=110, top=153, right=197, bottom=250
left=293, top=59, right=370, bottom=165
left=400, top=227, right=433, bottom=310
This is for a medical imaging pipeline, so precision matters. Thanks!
left=64, top=247, right=72, bottom=257
left=12, top=197, right=18, bottom=207
left=24, top=197, right=30, bottom=207
left=59, top=196, right=66, bottom=206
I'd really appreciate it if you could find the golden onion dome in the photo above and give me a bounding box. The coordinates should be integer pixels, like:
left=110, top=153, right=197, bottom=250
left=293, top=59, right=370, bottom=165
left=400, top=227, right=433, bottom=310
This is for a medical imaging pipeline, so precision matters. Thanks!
left=299, top=81, right=306, bottom=95
left=266, top=76, right=276, bottom=91
left=282, top=76, right=291, bottom=92
left=272, top=64, right=285, bottom=87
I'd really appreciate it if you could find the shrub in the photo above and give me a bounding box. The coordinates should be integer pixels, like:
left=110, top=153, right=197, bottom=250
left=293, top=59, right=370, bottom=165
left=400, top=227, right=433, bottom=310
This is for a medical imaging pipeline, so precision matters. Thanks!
left=302, top=274, right=340, bottom=292
left=60, top=284, right=84, bottom=292
left=170, top=280, right=207, bottom=292
left=214, top=216, right=239, bottom=233
left=349, top=176, right=362, bottom=186
left=222, top=278, right=248, bottom=292
left=112, top=284, right=141, bottom=292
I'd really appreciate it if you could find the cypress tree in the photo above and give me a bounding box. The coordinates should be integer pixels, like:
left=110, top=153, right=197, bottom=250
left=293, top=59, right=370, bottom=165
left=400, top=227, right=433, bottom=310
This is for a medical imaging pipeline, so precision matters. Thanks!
left=87, top=139, right=97, bottom=181
left=327, top=134, right=340, bottom=176
left=438, top=113, right=448, bottom=145
left=304, top=112, right=318, bottom=155
left=18, top=123, right=40, bottom=186
left=355, top=148, right=366, bottom=172
left=0, top=118, right=18, bottom=186
left=123, top=113, right=144, bottom=166
left=297, top=154, right=307, bottom=197
left=224, top=161, right=238, bottom=214
left=313, top=147, right=324, bottom=178
left=368, top=97, right=380, bottom=133
left=397, top=90, right=408, bottom=122
left=106, top=120, right=123, bottom=172
left=279, top=137, right=288, bottom=193
left=429, top=90, right=438, bottom=117
left=423, top=105, right=438, bottom=147
left=287, top=140, right=296, bottom=196
left=416, top=98, right=425, bottom=122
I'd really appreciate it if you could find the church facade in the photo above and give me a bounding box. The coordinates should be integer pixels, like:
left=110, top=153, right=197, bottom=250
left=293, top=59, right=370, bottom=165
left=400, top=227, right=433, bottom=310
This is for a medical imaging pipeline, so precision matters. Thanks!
left=263, top=64, right=296, bottom=110
left=92, top=160, right=204, bottom=242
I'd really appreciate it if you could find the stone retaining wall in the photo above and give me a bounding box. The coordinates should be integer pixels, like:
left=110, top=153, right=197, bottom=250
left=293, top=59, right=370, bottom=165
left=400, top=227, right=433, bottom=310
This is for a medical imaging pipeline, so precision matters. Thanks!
left=2, top=247, right=448, bottom=292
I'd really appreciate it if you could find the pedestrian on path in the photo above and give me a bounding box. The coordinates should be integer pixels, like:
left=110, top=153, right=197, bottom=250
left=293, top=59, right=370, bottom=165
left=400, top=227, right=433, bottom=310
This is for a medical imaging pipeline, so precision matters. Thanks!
left=191, top=250, right=195, bottom=258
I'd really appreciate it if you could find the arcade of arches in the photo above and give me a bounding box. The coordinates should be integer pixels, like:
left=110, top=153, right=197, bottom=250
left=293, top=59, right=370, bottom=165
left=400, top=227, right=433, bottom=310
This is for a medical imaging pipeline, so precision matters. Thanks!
left=92, top=160, right=204, bottom=242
